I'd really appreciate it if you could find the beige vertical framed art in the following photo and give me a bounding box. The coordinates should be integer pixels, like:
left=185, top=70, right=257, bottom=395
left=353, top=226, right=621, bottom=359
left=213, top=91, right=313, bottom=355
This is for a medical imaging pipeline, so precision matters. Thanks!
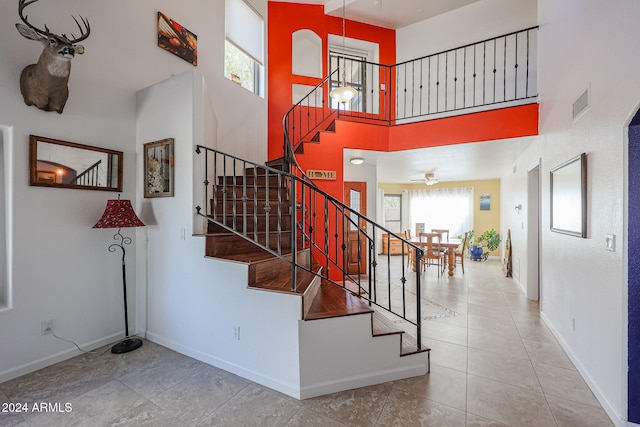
left=144, top=138, right=174, bottom=198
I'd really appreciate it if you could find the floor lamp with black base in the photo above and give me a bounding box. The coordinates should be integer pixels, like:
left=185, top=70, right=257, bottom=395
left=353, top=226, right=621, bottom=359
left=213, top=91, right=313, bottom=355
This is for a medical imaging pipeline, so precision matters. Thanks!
left=93, top=196, right=145, bottom=354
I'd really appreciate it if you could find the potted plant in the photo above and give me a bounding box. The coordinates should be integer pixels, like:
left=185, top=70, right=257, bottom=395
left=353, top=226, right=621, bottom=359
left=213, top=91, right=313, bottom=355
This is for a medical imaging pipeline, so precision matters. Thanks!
left=468, top=229, right=501, bottom=261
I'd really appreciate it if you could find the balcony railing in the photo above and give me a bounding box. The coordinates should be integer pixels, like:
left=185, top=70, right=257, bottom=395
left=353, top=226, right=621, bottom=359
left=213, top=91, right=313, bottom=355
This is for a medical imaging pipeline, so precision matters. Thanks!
left=284, top=26, right=538, bottom=156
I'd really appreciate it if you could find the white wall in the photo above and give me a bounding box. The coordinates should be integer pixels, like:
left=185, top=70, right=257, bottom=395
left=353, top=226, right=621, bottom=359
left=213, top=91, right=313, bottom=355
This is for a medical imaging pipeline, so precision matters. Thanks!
left=0, top=0, right=267, bottom=381
left=396, top=0, right=538, bottom=62
left=504, top=0, right=640, bottom=423
left=535, top=0, right=640, bottom=423
left=500, top=141, right=542, bottom=292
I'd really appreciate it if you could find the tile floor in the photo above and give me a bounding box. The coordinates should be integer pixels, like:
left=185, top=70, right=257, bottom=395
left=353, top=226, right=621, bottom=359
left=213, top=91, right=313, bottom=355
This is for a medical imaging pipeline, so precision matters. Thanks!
left=0, top=260, right=614, bottom=426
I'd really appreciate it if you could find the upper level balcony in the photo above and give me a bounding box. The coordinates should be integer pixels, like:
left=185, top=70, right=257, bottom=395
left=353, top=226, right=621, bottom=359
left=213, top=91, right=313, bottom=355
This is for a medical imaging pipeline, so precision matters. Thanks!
left=284, top=26, right=538, bottom=157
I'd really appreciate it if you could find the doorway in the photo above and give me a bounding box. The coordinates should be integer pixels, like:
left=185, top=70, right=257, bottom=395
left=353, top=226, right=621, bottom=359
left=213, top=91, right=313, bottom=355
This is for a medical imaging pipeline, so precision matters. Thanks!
left=526, top=163, right=540, bottom=301
left=344, top=181, right=367, bottom=275
left=628, top=114, right=640, bottom=422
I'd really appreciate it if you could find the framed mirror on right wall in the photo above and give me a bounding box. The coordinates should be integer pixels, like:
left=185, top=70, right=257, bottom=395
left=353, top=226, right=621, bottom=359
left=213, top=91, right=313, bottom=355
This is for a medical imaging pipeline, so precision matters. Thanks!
left=550, top=152, right=587, bottom=238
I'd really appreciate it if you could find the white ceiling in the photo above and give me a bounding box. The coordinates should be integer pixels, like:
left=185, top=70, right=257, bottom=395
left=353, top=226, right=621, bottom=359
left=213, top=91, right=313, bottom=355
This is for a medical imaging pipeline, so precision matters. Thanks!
left=270, top=0, right=482, bottom=30
left=344, top=136, right=535, bottom=184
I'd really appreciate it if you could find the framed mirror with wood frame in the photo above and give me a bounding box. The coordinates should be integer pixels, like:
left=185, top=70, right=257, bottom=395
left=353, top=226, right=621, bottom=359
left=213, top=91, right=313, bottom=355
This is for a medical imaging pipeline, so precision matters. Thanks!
left=29, top=135, right=123, bottom=192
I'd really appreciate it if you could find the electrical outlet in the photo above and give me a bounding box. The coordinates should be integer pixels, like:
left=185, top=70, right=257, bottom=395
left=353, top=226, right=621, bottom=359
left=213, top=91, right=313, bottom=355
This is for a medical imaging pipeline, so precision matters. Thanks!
left=233, top=326, right=241, bottom=341
left=41, top=320, right=53, bottom=335
left=571, top=318, right=576, bottom=331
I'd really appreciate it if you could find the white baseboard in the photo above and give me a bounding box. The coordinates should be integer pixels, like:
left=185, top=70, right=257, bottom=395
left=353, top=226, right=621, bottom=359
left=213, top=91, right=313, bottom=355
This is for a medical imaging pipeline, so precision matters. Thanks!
left=0, top=332, right=122, bottom=384
left=146, top=331, right=429, bottom=401
left=540, top=312, right=626, bottom=427
left=299, top=359, right=428, bottom=399
left=145, top=332, right=301, bottom=399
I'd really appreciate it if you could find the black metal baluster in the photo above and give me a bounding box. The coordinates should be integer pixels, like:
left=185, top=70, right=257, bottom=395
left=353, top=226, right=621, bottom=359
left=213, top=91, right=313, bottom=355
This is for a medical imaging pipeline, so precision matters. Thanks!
left=416, top=248, right=422, bottom=349
left=428, top=57, right=431, bottom=114
left=277, top=173, right=282, bottom=255
left=514, top=32, right=519, bottom=99
left=526, top=29, right=531, bottom=98
left=253, top=165, right=258, bottom=242
left=482, top=41, right=487, bottom=105
left=264, top=167, right=270, bottom=251
left=341, top=205, right=346, bottom=285
left=436, top=54, right=440, bottom=112
left=411, top=60, right=415, bottom=118
left=324, top=198, right=329, bottom=278
left=222, top=156, right=227, bottom=227
left=444, top=51, right=448, bottom=112
left=463, top=47, right=467, bottom=108
left=493, top=38, right=497, bottom=103
left=291, top=179, right=297, bottom=292
left=453, top=51, right=457, bottom=110
left=242, top=161, right=247, bottom=235
left=386, top=234, right=391, bottom=312
left=473, top=44, right=477, bottom=106
left=503, top=36, right=507, bottom=102
left=232, top=158, right=237, bottom=231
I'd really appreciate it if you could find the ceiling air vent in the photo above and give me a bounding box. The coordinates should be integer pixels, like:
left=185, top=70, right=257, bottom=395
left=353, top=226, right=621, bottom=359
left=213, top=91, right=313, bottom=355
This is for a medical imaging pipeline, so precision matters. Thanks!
left=572, top=89, right=589, bottom=119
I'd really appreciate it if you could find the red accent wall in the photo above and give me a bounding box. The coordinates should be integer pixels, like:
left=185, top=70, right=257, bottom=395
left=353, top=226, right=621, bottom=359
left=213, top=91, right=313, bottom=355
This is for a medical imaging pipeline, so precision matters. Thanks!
left=295, top=104, right=539, bottom=205
left=267, top=2, right=396, bottom=160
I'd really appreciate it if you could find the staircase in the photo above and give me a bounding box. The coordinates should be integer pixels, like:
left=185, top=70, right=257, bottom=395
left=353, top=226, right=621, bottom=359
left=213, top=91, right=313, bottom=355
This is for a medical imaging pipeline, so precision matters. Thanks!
left=199, top=155, right=427, bottom=361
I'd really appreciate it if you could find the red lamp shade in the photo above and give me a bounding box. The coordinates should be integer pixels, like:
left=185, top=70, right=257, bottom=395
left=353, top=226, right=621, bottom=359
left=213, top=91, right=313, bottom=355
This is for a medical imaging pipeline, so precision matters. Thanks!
left=93, top=199, right=145, bottom=229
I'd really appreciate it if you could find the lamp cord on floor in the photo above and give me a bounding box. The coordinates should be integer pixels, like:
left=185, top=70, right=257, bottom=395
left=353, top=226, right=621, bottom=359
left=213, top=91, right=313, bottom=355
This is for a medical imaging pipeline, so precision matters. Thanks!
left=49, top=331, right=116, bottom=356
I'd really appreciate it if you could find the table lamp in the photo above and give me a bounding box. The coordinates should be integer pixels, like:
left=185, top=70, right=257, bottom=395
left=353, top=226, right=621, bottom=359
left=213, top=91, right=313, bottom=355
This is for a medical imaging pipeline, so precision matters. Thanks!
left=93, top=196, right=145, bottom=354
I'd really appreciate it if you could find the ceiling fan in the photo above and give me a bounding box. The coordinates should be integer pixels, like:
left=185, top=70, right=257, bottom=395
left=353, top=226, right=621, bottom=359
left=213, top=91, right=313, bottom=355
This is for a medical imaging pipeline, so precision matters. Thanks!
left=410, top=172, right=439, bottom=185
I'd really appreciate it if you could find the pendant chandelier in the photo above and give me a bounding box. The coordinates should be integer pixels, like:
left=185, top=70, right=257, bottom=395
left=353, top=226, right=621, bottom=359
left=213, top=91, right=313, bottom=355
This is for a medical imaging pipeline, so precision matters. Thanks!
left=329, top=0, right=357, bottom=104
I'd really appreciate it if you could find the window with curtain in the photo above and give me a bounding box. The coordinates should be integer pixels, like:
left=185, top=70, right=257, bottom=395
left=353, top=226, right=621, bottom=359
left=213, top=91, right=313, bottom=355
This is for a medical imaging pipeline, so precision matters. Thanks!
left=225, top=0, right=264, bottom=96
left=383, top=194, right=401, bottom=233
left=402, top=187, right=474, bottom=239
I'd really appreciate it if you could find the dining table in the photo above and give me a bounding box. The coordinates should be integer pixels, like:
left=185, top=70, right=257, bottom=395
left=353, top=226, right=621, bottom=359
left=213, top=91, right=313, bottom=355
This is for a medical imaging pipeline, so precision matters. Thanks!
left=410, top=235, right=463, bottom=277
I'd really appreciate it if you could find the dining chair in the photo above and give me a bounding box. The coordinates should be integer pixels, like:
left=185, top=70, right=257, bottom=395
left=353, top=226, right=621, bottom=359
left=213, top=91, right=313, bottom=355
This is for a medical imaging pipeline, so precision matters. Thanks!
left=405, top=230, right=413, bottom=267
left=431, top=229, right=449, bottom=241
left=454, top=231, right=468, bottom=274
left=419, top=232, right=446, bottom=276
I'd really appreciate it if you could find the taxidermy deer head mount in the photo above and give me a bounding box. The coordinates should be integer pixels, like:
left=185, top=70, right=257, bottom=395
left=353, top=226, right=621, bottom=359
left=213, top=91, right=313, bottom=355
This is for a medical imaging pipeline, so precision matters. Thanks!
left=15, top=0, right=90, bottom=113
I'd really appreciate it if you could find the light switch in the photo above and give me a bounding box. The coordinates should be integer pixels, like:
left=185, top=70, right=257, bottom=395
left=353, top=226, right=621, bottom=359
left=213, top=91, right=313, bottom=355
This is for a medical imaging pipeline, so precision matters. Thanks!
left=606, top=234, right=615, bottom=252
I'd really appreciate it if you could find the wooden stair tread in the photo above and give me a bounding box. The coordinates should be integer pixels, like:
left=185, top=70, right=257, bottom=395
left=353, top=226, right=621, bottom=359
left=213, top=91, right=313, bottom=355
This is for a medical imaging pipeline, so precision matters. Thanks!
left=305, top=282, right=374, bottom=320
left=250, top=267, right=319, bottom=295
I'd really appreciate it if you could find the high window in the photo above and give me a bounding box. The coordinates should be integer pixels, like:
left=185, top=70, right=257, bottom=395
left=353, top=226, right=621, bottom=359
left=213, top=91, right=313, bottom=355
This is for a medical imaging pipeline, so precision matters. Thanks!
left=225, top=0, right=264, bottom=96
left=329, top=51, right=366, bottom=111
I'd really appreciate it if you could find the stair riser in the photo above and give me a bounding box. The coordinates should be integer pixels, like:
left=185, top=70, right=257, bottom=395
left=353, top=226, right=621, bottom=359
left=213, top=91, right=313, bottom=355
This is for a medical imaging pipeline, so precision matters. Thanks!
left=208, top=200, right=291, bottom=215
left=217, top=175, right=283, bottom=186
left=207, top=215, right=292, bottom=234
left=205, top=232, right=292, bottom=257
left=215, top=187, right=288, bottom=199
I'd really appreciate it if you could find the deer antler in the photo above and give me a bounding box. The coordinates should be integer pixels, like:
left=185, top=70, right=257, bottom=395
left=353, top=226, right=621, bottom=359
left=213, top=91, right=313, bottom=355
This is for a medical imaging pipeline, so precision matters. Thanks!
left=18, top=0, right=49, bottom=36
left=61, top=16, right=90, bottom=44
left=18, top=0, right=90, bottom=43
